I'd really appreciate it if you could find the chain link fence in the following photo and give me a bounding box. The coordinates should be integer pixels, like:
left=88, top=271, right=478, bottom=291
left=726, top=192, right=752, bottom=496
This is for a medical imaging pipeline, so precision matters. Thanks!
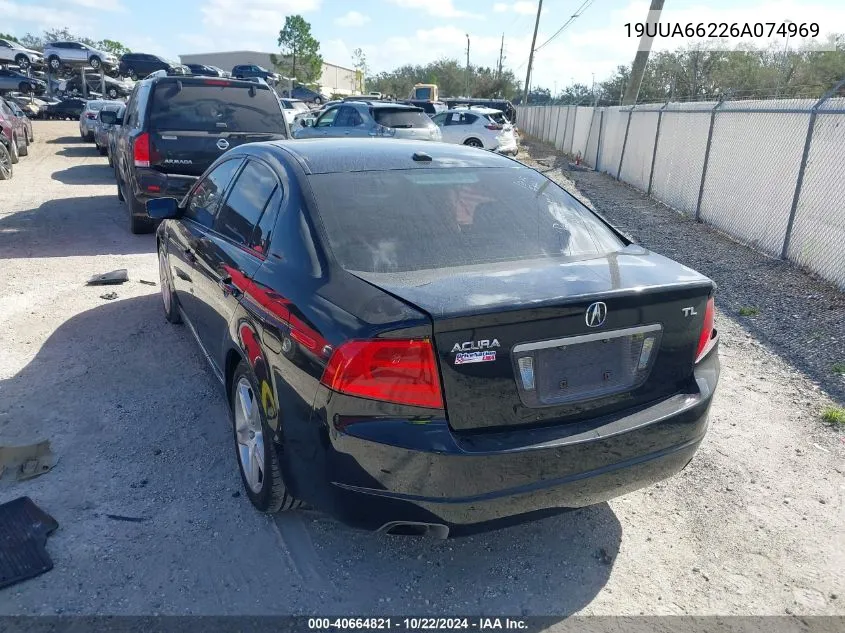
left=517, top=84, right=845, bottom=290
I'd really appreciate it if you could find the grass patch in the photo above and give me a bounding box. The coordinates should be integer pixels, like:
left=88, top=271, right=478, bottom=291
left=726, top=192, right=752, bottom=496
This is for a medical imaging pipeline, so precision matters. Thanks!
left=821, top=407, right=845, bottom=426
left=738, top=306, right=760, bottom=317
left=833, top=363, right=845, bottom=375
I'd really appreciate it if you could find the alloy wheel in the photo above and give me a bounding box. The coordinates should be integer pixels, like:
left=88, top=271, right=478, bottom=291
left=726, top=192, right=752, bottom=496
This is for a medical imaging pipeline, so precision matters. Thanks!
left=234, top=377, right=266, bottom=494
left=0, top=146, right=11, bottom=179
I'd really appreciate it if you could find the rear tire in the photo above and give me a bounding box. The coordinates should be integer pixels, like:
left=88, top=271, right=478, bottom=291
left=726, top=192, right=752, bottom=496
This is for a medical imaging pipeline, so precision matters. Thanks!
left=158, top=247, right=182, bottom=324
left=464, top=137, right=484, bottom=148
left=9, top=136, right=19, bottom=164
left=0, top=144, right=12, bottom=180
left=48, top=56, right=61, bottom=71
left=15, top=54, right=30, bottom=69
left=89, top=56, right=101, bottom=70
left=231, top=360, right=301, bottom=513
left=107, top=88, right=118, bottom=99
left=19, top=136, right=28, bottom=157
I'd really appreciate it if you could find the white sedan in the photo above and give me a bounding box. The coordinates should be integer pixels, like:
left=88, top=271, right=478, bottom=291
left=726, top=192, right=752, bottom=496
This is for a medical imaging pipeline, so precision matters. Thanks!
left=430, top=107, right=518, bottom=155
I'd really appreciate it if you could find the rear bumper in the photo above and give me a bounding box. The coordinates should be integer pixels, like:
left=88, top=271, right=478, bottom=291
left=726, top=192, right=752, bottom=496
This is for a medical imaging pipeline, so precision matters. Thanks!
left=293, top=345, right=719, bottom=532
left=131, top=169, right=197, bottom=212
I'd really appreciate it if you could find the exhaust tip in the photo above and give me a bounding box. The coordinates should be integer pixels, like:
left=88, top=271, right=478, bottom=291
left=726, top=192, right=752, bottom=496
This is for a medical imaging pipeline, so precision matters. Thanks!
left=378, top=521, right=449, bottom=539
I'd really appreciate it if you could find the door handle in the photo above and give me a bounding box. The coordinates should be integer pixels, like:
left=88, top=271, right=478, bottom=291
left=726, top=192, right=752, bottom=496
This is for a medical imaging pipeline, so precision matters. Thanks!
left=218, top=276, right=241, bottom=298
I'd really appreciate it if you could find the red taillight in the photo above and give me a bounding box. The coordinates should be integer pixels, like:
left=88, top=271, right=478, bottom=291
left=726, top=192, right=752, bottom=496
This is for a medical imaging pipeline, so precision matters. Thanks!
left=134, top=132, right=150, bottom=167
left=321, top=339, right=443, bottom=409
left=695, top=297, right=716, bottom=363
left=485, top=123, right=503, bottom=130
left=204, top=79, right=231, bottom=86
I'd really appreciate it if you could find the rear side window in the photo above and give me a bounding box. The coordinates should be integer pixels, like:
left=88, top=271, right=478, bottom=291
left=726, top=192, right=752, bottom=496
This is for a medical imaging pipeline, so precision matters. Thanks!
left=215, top=160, right=279, bottom=248
left=372, top=109, right=431, bottom=129
left=310, top=168, right=625, bottom=273
left=487, top=112, right=508, bottom=125
left=148, top=81, right=286, bottom=135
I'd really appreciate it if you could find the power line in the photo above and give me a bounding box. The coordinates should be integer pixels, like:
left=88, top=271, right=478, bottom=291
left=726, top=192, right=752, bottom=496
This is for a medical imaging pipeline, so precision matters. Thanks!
left=534, top=0, right=596, bottom=53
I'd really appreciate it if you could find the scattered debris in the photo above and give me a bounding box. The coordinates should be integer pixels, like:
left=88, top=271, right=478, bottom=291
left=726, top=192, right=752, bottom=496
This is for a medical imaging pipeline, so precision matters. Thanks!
left=0, top=440, right=56, bottom=481
left=87, top=269, right=128, bottom=286
left=139, top=280, right=157, bottom=286
left=104, top=514, right=147, bottom=523
left=0, top=497, right=59, bottom=589
left=99, top=292, right=118, bottom=301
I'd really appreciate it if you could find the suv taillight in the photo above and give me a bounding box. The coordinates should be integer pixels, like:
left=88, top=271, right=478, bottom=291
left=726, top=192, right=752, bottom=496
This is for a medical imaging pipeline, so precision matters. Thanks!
left=321, top=339, right=443, bottom=409
left=134, top=132, right=151, bottom=167
left=485, top=123, right=503, bottom=130
left=695, top=297, right=716, bottom=362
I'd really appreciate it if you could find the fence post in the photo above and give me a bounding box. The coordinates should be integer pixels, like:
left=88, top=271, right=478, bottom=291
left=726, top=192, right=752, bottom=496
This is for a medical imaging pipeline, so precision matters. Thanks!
left=695, top=99, right=726, bottom=221
left=616, top=106, right=634, bottom=180
left=583, top=107, right=596, bottom=162
left=647, top=101, right=669, bottom=196
left=595, top=109, right=604, bottom=170
left=569, top=107, right=579, bottom=155
left=553, top=105, right=562, bottom=149
left=781, top=76, right=845, bottom=259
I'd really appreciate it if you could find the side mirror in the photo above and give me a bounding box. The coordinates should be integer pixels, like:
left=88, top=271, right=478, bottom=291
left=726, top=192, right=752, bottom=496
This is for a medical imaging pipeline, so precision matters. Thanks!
left=146, top=197, right=181, bottom=220
left=300, top=118, right=311, bottom=127
left=99, top=111, right=117, bottom=125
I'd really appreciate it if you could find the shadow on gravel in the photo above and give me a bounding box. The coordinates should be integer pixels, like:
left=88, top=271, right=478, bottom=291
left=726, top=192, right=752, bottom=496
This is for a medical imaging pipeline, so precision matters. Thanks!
left=0, top=194, right=154, bottom=258
left=45, top=135, right=82, bottom=144
left=276, top=503, right=620, bottom=616
left=522, top=141, right=845, bottom=404
left=51, top=164, right=114, bottom=185
left=56, top=146, right=99, bottom=158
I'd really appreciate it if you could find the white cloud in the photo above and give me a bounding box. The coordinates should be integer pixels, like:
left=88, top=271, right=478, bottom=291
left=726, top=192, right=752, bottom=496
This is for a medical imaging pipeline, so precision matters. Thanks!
left=67, top=0, right=125, bottom=11
left=200, top=0, right=321, bottom=38
left=386, top=0, right=482, bottom=19
left=0, top=0, right=97, bottom=35
left=322, top=38, right=353, bottom=67
left=334, top=10, right=370, bottom=28
left=493, top=1, right=535, bottom=14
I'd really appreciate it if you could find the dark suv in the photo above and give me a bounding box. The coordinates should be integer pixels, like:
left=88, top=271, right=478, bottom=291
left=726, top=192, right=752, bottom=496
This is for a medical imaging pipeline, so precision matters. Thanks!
left=111, top=74, right=290, bottom=233
left=231, top=65, right=279, bottom=83
left=119, top=53, right=187, bottom=80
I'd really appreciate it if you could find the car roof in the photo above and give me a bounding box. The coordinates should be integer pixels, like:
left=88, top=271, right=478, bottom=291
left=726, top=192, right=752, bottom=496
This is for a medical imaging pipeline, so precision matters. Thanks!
left=258, top=138, right=519, bottom=175
left=448, top=106, right=501, bottom=114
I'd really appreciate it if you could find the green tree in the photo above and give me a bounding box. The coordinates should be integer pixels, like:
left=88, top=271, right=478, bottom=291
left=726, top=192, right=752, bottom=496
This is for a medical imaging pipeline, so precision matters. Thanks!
left=352, top=47, right=368, bottom=93
left=368, top=59, right=521, bottom=100
left=273, top=15, right=323, bottom=85
left=0, top=33, right=19, bottom=43
left=96, top=39, right=131, bottom=57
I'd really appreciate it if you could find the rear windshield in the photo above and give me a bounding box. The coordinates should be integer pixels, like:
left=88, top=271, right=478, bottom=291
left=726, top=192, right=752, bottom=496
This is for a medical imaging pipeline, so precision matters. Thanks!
left=149, top=81, right=287, bottom=134
left=310, top=168, right=625, bottom=273
left=487, top=112, right=509, bottom=125
left=372, top=109, right=431, bottom=129
left=87, top=102, right=106, bottom=111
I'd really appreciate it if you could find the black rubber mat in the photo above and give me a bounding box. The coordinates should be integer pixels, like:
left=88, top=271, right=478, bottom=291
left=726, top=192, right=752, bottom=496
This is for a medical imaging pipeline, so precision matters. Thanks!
left=0, top=496, right=58, bottom=589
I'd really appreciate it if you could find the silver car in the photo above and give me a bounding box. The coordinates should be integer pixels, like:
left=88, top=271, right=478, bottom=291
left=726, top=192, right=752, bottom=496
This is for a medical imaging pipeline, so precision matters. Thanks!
left=44, top=41, right=118, bottom=72
left=0, top=38, right=43, bottom=69
left=79, top=100, right=115, bottom=141
left=293, top=101, right=441, bottom=141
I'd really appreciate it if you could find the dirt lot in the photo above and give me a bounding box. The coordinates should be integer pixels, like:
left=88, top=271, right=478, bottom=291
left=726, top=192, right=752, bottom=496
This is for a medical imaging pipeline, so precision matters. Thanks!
left=0, top=122, right=842, bottom=618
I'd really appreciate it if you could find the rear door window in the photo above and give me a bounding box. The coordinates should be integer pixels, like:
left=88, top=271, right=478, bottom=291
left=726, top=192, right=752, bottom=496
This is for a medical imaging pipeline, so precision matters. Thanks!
left=185, top=158, right=243, bottom=228
left=148, top=80, right=286, bottom=134
left=372, top=108, right=431, bottom=129
left=214, top=159, right=279, bottom=248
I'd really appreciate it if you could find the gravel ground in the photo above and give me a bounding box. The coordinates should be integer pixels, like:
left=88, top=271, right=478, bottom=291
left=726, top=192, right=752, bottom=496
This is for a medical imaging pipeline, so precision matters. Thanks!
left=0, top=122, right=843, bottom=619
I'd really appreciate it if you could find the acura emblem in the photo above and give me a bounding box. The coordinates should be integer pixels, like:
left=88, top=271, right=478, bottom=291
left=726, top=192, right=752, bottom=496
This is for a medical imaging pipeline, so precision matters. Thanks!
left=585, top=301, right=607, bottom=328
left=216, top=138, right=229, bottom=150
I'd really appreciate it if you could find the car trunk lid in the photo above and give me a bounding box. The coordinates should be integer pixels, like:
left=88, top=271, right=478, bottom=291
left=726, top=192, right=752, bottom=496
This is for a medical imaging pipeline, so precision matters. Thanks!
left=353, top=248, right=714, bottom=431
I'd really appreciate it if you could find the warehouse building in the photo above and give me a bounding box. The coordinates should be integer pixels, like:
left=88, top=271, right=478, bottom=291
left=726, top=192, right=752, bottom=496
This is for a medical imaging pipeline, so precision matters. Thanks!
left=179, top=50, right=357, bottom=96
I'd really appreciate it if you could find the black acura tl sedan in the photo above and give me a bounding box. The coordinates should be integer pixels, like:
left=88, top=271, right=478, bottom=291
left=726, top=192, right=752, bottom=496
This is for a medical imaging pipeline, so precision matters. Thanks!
left=149, top=139, right=719, bottom=536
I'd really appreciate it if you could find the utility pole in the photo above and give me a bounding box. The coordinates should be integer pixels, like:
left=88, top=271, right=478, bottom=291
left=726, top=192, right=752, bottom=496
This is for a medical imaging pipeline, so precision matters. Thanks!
left=497, top=33, right=504, bottom=81
left=621, top=0, right=665, bottom=105
left=465, top=33, right=471, bottom=97
left=522, top=0, right=543, bottom=105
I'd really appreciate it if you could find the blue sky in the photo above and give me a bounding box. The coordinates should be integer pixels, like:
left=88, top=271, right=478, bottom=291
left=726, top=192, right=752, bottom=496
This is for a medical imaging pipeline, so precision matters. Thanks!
left=3, top=0, right=843, bottom=90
